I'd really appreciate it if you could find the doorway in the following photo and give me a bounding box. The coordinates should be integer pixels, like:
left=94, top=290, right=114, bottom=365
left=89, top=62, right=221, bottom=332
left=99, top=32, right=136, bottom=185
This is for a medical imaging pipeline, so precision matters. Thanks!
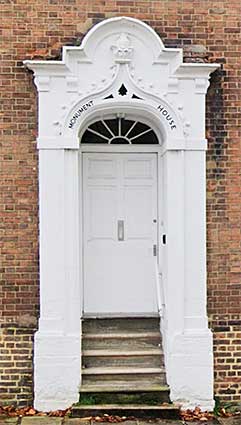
left=83, top=153, right=158, bottom=315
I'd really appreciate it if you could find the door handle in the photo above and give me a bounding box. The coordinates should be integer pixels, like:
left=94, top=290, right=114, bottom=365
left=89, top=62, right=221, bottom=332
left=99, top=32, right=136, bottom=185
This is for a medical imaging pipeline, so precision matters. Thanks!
left=153, top=244, right=157, bottom=257
left=117, top=220, right=124, bottom=241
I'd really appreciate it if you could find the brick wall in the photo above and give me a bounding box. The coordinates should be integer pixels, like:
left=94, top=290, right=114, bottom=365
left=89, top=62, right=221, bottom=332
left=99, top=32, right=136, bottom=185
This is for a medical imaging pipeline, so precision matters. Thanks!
left=0, top=324, right=36, bottom=407
left=1, top=0, right=241, bottom=407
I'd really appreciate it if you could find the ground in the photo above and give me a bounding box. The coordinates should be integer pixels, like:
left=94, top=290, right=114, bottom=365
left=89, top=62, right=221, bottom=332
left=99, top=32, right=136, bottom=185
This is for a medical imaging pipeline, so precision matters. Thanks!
left=1, top=418, right=241, bottom=425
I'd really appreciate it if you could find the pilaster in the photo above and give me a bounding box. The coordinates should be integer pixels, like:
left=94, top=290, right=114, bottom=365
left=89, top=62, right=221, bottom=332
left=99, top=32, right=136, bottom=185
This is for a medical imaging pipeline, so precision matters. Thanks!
left=34, top=149, right=81, bottom=411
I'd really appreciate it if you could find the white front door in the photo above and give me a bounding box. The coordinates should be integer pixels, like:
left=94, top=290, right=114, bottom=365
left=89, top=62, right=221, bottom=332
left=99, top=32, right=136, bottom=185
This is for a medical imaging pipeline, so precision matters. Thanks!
left=83, top=153, right=158, bottom=315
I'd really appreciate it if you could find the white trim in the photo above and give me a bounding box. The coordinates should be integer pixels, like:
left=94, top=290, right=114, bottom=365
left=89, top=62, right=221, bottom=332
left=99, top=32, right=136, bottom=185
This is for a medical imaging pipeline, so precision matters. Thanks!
left=83, top=313, right=160, bottom=318
left=36, top=137, right=208, bottom=151
left=80, top=144, right=162, bottom=153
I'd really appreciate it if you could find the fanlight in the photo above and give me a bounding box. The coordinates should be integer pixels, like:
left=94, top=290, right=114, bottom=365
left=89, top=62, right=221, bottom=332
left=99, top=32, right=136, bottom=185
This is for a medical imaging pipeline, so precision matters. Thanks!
left=81, top=117, right=158, bottom=144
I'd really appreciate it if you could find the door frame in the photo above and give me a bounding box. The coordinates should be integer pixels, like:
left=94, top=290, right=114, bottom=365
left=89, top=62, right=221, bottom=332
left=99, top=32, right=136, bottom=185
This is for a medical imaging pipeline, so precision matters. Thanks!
left=81, top=148, right=161, bottom=317
left=24, top=16, right=218, bottom=412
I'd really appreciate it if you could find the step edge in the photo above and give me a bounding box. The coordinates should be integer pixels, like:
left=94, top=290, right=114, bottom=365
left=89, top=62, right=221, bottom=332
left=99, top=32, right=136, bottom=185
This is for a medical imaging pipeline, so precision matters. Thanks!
left=72, top=404, right=179, bottom=410
left=79, top=386, right=170, bottom=393
left=82, top=367, right=165, bottom=375
left=82, top=350, right=163, bottom=356
left=82, top=332, right=161, bottom=339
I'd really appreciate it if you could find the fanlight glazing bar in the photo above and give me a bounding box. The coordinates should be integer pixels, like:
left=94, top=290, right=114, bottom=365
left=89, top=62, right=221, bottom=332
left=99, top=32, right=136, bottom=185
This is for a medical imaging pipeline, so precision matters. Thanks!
left=130, top=127, right=153, bottom=141
left=118, top=117, right=121, bottom=136
left=124, top=121, right=137, bottom=137
left=87, top=128, right=110, bottom=141
left=102, top=120, right=115, bottom=137
left=108, top=137, right=131, bottom=144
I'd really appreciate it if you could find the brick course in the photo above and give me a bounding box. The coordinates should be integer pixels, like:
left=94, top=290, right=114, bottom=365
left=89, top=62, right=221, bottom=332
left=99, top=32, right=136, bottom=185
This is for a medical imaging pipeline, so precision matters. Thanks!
left=1, top=0, right=241, bottom=407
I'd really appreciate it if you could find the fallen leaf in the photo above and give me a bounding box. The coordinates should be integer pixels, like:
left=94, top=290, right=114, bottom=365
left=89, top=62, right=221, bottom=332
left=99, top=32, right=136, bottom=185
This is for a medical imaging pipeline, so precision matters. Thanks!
left=26, top=408, right=36, bottom=415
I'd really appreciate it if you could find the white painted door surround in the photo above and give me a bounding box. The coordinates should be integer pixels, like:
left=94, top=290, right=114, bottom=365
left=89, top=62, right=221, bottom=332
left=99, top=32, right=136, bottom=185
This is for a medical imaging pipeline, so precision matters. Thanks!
left=83, top=153, right=158, bottom=315
left=24, top=17, right=219, bottom=412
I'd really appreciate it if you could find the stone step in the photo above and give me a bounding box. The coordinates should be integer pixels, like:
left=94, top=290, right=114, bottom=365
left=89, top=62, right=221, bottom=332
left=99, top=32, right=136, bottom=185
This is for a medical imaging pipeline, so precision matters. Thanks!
left=80, top=318, right=168, bottom=410
left=82, top=372, right=166, bottom=386
left=82, top=367, right=164, bottom=375
left=82, top=317, right=160, bottom=334
left=82, top=334, right=161, bottom=351
left=71, top=404, right=180, bottom=419
left=83, top=332, right=161, bottom=339
left=80, top=384, right=169, bottom=392
left=83, top=349, right=163, bottom=356
left=78, top=386, right=170, bottom=404
left=82, top=351, right=164, bottom=368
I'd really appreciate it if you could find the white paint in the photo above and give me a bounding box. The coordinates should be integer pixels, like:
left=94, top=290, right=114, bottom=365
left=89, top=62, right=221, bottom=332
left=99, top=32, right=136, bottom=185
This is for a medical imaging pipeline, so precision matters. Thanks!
left=83, top=153, right=158, bottom=315
left=24, top=16, right=219, bottom=411
left=35, top=150, right=81, bottom=410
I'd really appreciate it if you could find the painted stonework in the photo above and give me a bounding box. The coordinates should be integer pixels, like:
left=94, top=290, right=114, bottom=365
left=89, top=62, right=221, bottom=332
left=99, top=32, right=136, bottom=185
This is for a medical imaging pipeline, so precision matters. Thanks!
left=22, top=17, right=218, bottom=411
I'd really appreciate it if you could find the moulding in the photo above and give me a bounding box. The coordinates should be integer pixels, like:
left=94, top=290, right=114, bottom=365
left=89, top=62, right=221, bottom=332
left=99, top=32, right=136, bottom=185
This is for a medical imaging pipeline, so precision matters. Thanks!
left=24, top=16, right=219, bottom=146
left=173, top=63, right=220, bottom=78
left=23, top=61, right=69, bottom=75
left=195, top=78, right=210, bottom=94
left=161, top=138, right=207, bottom=152
left=36, top=137, right=79, bottom=149
left=34, top=76, right=51, bottom=92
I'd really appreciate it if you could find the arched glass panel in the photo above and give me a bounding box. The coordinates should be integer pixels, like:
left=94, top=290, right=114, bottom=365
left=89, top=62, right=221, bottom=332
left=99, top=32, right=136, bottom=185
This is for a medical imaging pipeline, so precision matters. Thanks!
left=81, top=117, right=158, bottom=144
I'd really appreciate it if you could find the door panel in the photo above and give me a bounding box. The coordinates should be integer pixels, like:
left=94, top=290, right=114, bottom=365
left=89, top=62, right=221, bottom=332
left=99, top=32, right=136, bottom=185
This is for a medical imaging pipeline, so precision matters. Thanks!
left=88, top=187, right=117, bottom=239
left=83, top=153, right=158, bottom=315
left=124, top=187, right=153, bottom=238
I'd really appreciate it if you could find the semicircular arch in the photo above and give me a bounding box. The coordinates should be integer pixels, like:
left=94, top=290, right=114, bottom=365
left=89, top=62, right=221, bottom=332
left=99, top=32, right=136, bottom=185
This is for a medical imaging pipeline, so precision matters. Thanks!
left=78, top=107, right=163, bottom=146
left=63, top=96, right=184, bottom=148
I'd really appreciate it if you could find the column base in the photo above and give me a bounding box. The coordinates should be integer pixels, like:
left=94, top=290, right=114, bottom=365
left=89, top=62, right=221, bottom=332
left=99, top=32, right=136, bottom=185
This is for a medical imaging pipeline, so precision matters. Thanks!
left=166, top=329, right=214, bottom=411
left=34, top=330, right=81, bottom=411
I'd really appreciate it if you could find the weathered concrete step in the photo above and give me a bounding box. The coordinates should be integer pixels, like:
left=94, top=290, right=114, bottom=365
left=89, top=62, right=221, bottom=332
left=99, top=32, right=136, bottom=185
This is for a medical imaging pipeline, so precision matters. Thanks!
left=79, top=387, right=170, bottom=404
left=82, top=367, right=164, bottom=375
left=82, top=353, right=164, bottom=368
left=81, top=318, right=167, bottom=402
left=83, top=332, right=161, bottom=338
left=82, top=373, right=166, bottom=386
left=82, top=335, right=161, bottom=350
left=82, top=317, right=160, bottom=334
left=83, top=349, right=163, bottom=356
left=80, top=384, right=169, bottom=393
left=71, top=404, right=180, bottom=419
